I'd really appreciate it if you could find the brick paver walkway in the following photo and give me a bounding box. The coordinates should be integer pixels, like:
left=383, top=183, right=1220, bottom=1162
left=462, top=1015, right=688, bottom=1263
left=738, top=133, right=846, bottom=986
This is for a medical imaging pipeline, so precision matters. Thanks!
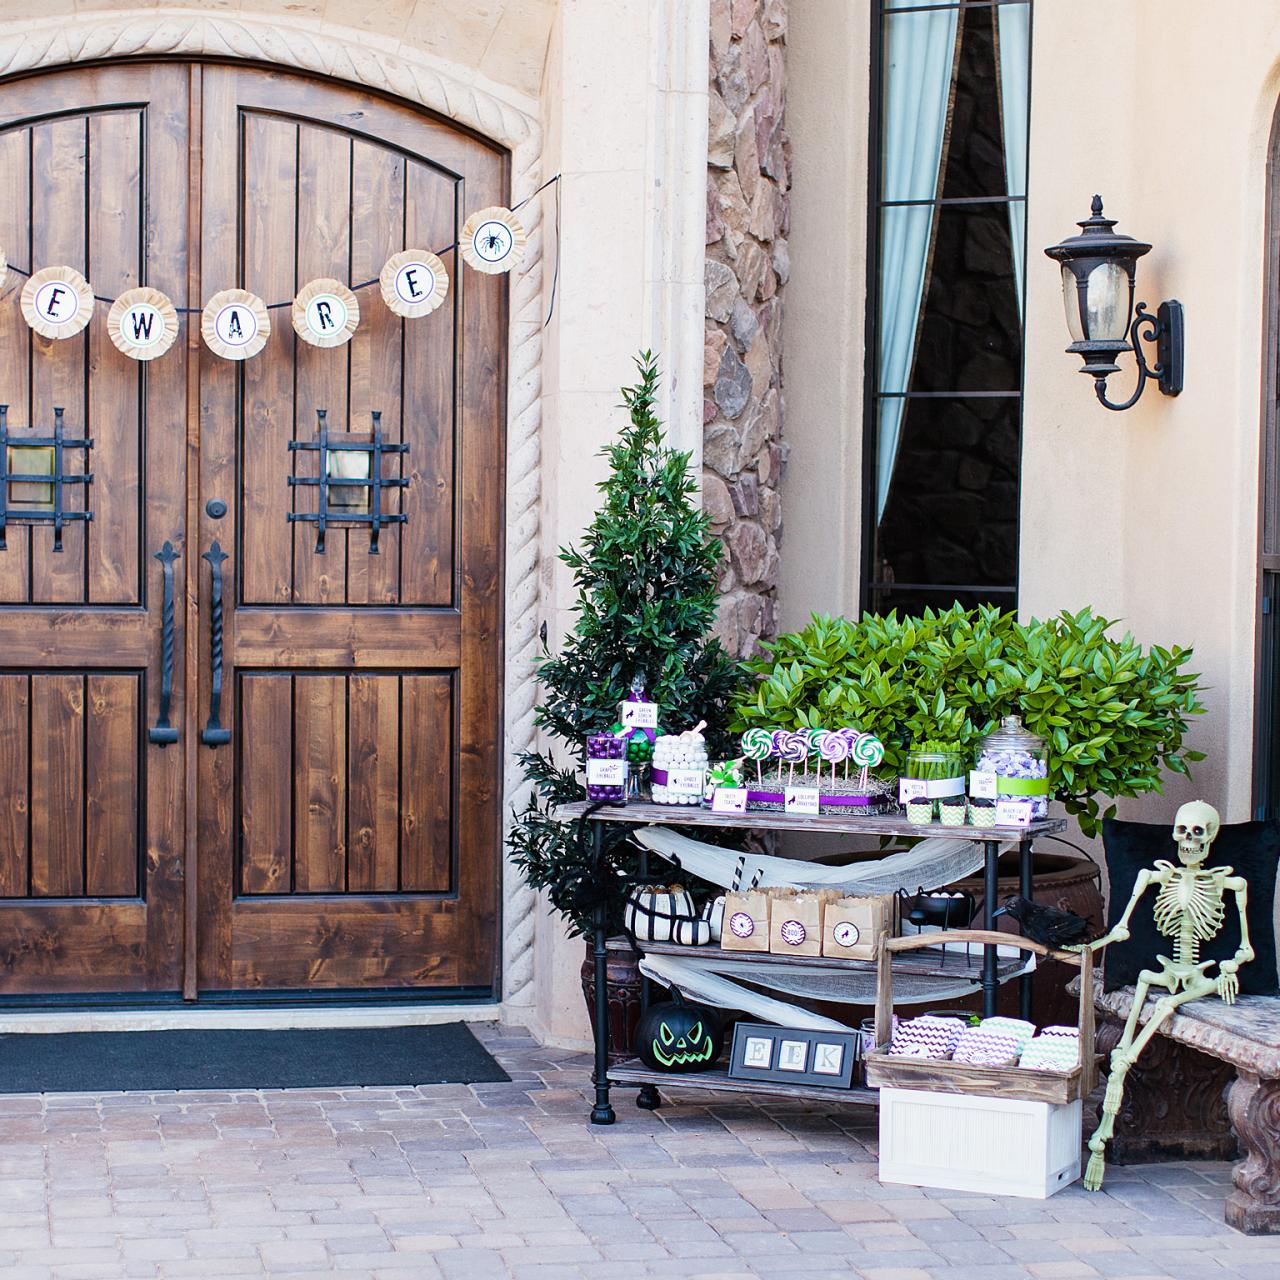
left=0, top=1022, right=1276, bottom=1278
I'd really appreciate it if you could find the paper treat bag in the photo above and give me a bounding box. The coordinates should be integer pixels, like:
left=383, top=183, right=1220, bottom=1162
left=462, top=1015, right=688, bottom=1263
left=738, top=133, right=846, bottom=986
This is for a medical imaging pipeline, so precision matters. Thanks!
left=768, top=888, right=838, bottom=958
left=720, top=889, right=771, bottom=951
left=821, top=893, right=896, bottom=960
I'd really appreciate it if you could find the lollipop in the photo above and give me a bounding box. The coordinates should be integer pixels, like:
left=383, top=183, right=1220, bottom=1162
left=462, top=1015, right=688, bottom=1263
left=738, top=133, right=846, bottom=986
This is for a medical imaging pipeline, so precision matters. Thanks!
left=838, top=727, right=861, bottom=780
left=740, top=728, right=773, bottom=787
left=850, top=732, right=885, bottom=789
left=819, top=729, right=850, bottom=789
left=779, top=730, right=809, bottom=787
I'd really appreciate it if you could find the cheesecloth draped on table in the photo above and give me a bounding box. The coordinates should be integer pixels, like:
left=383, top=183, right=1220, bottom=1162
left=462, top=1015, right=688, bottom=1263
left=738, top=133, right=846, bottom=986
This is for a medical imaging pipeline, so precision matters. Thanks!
left=630, top=826, right=1027, bottom=1032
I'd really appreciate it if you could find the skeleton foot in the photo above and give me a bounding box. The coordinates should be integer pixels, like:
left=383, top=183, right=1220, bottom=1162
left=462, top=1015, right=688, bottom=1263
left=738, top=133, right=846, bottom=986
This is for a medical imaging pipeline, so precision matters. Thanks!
left=1084, top=1147, right=1107, bottom=1193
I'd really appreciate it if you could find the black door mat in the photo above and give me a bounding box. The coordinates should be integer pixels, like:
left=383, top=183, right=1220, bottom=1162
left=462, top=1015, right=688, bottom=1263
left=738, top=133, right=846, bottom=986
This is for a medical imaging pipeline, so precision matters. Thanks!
left=0, top=1021, right=509, bottom=1093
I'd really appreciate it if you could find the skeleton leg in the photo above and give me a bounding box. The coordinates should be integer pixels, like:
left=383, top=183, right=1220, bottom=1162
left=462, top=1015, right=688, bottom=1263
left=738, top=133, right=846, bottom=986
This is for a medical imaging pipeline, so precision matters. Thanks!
left=1084, top=974, right=1213, bottom=1191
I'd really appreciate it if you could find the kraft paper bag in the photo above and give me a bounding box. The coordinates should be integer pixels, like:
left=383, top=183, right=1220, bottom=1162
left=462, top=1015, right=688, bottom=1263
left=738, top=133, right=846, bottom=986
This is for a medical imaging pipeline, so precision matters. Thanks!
left=768, top=888, right=835, bottom=958
left=720, top=889, right=770, bottom=951
left=822, top=893, right=896, bottom=961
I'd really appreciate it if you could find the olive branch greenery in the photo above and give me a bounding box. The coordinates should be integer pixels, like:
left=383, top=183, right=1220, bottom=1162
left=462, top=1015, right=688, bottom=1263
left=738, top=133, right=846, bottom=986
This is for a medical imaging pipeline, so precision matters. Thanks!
left=730, top=605, right=1207, bottom=837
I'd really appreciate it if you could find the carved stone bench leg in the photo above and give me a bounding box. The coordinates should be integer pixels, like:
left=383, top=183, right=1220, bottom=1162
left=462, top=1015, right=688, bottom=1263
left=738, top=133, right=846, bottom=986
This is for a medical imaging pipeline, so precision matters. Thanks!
left=1226, top=1071, right=1280, bottom=1235
left=1095, top=1013, right=1239, bottom=1163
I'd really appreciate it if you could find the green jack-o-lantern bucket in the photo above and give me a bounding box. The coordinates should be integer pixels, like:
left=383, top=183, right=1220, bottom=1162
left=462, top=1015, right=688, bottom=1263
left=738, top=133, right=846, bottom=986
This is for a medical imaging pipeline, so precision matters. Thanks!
left=634, top=991, right=722, bottom=1073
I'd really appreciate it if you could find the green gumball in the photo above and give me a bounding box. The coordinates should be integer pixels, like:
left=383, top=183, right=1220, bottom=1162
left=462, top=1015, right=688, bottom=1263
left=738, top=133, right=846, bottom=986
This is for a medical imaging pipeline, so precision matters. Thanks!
left=609, top=722, right=657, bottom=762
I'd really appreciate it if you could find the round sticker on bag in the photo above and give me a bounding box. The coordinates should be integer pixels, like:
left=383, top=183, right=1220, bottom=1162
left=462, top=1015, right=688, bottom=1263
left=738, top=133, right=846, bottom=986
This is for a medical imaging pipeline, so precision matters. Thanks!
left=728, top=911, right=755, bottom=938
left=779, top=919, right=807, bottom=947
left=832, top=921, right=860, bottom=948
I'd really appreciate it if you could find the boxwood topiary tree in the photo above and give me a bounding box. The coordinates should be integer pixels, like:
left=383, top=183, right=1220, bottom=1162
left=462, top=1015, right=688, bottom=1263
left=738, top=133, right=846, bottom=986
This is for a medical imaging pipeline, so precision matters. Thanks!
left=731, top=604, right=1206, bottom=837
left=509, top=352, right=741, bottom=937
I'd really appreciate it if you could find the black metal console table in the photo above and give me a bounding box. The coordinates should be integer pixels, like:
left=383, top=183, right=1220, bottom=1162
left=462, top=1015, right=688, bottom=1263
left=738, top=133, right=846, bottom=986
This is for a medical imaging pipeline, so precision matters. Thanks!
left=559, top=801, right=1066, bottom=1125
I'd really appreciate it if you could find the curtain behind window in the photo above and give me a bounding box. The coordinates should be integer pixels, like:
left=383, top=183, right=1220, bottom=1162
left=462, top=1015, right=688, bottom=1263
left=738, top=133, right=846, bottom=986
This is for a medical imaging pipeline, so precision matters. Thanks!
left=875, top=9, right=961, bottom=521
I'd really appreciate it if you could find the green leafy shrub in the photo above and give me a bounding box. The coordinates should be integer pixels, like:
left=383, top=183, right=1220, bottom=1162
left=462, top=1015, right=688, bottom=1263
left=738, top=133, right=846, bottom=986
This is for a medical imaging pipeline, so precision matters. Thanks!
left=731, top=605, right=1206, bottom=836
left=509, top=353, right=742, bottom=936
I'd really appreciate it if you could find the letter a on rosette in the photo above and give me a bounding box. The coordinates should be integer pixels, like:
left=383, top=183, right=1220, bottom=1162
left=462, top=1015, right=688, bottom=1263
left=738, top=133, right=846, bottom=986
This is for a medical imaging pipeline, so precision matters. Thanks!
left=459, top=206, right=527, bottom=275
left=292, top=278, right=360, bottom=349
left=22, top=265, right=95, bottom=340
left=201, top=288, right=271, bottom=361
left=107, top=287, right=179, bottom=362
left=379, top=250, right=449, bottom=319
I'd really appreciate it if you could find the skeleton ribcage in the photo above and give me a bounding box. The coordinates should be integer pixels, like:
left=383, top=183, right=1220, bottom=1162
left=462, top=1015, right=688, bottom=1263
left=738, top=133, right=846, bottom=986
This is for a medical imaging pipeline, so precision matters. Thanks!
left=1152, top=871, right=1227, bottom=942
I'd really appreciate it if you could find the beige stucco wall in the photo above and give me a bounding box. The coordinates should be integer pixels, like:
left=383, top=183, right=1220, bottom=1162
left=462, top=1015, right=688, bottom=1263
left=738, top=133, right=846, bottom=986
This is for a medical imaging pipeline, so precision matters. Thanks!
left=784, top=1, right=1280, bottom=831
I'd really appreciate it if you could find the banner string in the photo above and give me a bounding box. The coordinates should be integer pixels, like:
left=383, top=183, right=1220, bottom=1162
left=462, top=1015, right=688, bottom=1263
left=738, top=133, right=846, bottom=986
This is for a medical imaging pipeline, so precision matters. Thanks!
left=4, top=173, right=562, bottom=318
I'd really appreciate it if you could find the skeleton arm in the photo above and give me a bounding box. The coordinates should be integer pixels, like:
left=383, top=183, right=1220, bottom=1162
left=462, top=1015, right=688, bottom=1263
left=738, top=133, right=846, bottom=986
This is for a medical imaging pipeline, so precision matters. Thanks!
left=1215, top=875, right=1254, bottom=1004
left=1077, top=867, right=1161, bottom=953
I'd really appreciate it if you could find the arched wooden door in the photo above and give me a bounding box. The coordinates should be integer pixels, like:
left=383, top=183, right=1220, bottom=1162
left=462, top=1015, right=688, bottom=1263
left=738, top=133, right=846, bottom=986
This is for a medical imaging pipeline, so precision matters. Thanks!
left=0, top=62, right=503, bottom=999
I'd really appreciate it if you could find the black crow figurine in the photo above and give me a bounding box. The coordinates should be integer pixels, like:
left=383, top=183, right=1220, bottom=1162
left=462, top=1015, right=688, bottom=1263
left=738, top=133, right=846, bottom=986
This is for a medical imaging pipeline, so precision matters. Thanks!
left=991, top=895, right=1096, bottom=949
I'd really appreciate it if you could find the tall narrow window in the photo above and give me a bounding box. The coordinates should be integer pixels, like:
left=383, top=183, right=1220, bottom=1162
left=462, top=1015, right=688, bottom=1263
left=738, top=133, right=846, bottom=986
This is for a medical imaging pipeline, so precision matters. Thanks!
left=865, top=0, right=1032, bottom=616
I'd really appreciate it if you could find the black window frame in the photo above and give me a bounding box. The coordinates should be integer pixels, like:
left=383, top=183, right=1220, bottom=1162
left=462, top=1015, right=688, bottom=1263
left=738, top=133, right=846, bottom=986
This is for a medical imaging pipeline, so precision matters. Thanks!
left=861, top=0, right=1034, bottom=616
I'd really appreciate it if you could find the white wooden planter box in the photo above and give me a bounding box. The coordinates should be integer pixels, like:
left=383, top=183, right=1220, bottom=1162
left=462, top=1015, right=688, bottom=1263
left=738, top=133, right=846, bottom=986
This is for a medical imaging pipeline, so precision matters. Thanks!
left=878, top=1086, right=1081, bottom=1199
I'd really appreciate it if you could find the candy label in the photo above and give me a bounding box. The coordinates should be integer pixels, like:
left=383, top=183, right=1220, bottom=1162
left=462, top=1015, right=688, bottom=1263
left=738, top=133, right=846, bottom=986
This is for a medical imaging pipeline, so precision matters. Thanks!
left=667, top=768, right=705, bottom=795
left=711, top=787, right=749, bottom=814
left=899, top=778, right=928, bottom=804
left=996, top=798, right=1035, bottom=827
left=784, top=787, right=820, bottom=815
left=620, top=700, right=659, bottom=729
left=969, top=770, right=999, bottom=799
left=779, top=919, right=807, bottom=947
left=587, top=759, right=627, bottom=786
left=728, top=911, right=755, bottom=938
left=832, top=921, right=860, bottom=948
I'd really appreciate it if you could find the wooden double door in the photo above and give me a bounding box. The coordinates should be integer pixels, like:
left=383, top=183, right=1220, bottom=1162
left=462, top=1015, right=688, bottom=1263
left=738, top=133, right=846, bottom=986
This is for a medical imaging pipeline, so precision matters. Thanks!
left=0, top=62, right=503, bottom=998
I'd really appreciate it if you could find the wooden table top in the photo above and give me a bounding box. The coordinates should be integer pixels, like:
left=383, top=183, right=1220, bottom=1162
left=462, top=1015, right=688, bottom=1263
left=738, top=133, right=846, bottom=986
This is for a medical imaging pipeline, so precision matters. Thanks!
left=559, top=799, right=1066, bottom=842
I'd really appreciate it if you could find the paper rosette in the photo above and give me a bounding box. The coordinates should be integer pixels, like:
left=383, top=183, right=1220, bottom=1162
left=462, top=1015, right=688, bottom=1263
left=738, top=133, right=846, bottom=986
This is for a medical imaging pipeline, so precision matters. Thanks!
left=292, top=278, right=359, bottom=349
left=459, top=206, right=527, bottom=275
left=379, top=250, right=448, bottom=319
left=22, top=265, right=94, bottom=340
left=107, top=287, right=179, bottom=362
left=201, top=288, right=270, bottom=360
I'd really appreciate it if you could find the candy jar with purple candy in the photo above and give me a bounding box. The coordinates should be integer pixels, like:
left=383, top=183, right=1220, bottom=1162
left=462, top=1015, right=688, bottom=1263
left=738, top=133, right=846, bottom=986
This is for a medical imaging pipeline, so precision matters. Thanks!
left=585, top=733, right=628, bottom=803
left=971, top=714, right=1050, bottom=821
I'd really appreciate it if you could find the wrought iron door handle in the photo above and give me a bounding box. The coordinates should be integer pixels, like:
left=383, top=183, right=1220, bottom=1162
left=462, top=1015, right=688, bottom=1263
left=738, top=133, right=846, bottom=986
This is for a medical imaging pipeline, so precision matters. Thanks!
left=148, top=541, right=180, bottom=746
left=201, top=540, right=231, bottom=746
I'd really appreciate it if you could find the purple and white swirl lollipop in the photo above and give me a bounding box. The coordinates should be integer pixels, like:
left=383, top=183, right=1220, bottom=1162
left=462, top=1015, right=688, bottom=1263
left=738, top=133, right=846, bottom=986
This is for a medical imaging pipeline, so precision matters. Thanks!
left=819, top=729, right=850, bottom=788
left=779, top=730, right=809, bottom=785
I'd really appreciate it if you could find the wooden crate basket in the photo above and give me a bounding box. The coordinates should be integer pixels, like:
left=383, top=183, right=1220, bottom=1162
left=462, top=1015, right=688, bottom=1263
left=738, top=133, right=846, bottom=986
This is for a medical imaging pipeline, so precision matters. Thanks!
left=864, top=929, right=1098, bottom=1105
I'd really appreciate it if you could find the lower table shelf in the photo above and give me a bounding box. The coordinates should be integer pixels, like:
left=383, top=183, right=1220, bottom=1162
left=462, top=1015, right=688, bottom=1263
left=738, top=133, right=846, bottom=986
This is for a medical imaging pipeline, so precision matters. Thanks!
left=609, top=1058, right=880, bottom=1106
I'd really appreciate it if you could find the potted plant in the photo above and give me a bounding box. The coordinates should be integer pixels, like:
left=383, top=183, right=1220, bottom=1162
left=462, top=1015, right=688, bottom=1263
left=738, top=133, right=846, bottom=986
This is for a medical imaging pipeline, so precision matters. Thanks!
left=509, top=353, right=741, bottom=1055
left=731, top=605, right=1206, bottom=837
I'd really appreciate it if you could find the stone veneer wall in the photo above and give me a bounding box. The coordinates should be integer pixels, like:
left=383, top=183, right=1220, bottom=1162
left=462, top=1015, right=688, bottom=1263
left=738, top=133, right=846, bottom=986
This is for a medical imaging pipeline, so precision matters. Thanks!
left=704, top=0, right=789, bottom=659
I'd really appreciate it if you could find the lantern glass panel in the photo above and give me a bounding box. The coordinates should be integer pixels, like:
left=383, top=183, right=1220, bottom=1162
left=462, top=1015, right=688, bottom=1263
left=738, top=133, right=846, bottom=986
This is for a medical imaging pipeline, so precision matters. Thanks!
left=1060, top=265, right=1085, bottom=343
left=1085, top=260, right=1131, bottom=342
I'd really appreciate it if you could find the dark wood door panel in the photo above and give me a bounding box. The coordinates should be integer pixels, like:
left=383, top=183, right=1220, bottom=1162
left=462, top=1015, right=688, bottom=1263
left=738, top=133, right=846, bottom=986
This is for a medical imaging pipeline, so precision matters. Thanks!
left=198, top=64, right=502, bottom=996
left=0, top=62, right=189, bottom=996
left=237, top=670, right=453, bottom=897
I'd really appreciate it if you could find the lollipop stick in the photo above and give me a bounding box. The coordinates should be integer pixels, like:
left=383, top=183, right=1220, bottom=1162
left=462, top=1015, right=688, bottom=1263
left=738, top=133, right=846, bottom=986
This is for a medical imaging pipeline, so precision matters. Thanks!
left=859, top=764, right=868, bottom=791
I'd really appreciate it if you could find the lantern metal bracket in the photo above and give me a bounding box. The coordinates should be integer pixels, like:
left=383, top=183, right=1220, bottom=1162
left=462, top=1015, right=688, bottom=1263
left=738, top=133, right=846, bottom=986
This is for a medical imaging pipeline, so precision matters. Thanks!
left=0, top=404, right=94, bottom=551
left=287, top=409, right=408, bottom=556
left=1094, top=299, right=1184, bottom=413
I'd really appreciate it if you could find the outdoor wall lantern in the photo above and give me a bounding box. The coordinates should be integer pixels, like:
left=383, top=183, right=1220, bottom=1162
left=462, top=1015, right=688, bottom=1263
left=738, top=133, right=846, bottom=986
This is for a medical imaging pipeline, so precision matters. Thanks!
left=1044, top=195, right=1184, bottom=412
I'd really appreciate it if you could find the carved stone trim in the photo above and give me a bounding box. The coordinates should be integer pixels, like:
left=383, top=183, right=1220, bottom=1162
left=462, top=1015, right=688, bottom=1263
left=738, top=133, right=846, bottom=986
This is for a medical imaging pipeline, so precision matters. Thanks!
left=0, top=8, right=543, bottom=1008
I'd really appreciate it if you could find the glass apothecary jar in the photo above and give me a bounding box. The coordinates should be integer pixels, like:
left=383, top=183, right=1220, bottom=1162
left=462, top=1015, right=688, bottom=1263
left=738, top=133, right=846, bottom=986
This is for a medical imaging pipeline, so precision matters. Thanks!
left=899, top=742, right=966, bottom=823
left=971, top=714, right=1050, bottom=821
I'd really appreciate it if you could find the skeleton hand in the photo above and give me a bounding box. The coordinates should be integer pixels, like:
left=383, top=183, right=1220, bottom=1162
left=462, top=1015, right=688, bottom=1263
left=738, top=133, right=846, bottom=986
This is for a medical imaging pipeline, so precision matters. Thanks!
left=1216, top=968, right=1240, bottom=1005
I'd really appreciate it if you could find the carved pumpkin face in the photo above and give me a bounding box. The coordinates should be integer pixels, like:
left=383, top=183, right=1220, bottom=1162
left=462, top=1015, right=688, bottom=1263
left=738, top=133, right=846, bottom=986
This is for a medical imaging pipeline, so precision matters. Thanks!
left=635, top=999, right=723, bottom=1074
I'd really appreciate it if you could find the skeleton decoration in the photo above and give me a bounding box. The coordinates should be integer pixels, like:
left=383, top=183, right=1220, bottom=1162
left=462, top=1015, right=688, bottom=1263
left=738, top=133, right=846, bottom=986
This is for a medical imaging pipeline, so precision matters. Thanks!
left=1081, top=801, right=1254, bottom=1191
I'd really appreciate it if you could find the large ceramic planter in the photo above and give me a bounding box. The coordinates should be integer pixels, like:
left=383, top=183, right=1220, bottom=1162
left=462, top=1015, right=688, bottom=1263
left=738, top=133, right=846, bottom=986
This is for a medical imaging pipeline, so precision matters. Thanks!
left=580, top=938, right=644, bottom=1065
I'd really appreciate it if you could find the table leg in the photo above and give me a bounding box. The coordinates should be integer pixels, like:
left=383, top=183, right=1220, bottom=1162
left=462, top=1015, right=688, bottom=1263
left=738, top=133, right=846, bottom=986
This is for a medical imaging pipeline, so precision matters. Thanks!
left=982, top=839, right=999, bottom=1017
left=589, top=821, right=616, bottom=1126
left=1019, top=837, right=1033, bottom=1022
left=634, top=847, right=661, bottom=1111
left=1225, top=1070, right=1280, bottom=1234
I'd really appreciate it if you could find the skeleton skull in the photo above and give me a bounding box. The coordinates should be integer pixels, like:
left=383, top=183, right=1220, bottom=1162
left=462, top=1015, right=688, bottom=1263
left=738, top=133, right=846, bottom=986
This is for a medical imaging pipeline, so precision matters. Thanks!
left=1172, top=800, right=1221, bottom=865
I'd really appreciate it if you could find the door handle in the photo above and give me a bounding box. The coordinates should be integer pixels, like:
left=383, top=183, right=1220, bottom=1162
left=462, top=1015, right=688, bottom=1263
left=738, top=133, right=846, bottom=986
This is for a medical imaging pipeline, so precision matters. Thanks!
left=201, top=540, right=231, bottom=746
left=148, top=540, right=180, bottom=746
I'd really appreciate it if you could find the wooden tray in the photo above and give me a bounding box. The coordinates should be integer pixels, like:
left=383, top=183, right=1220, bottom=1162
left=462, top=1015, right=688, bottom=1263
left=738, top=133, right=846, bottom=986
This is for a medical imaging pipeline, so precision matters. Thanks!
left=863, top=929, right=1098, bottom=1104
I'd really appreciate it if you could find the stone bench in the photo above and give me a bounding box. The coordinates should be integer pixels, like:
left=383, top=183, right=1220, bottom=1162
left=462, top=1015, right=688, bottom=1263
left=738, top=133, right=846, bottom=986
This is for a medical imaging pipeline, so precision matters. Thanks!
left=1086, top=977, right=1280, bottom=1234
